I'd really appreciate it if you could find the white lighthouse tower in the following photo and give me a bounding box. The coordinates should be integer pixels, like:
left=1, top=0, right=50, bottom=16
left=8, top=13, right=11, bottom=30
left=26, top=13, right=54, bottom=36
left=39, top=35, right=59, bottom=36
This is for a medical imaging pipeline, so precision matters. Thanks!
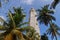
left=29, top=8, right=40, bottom=35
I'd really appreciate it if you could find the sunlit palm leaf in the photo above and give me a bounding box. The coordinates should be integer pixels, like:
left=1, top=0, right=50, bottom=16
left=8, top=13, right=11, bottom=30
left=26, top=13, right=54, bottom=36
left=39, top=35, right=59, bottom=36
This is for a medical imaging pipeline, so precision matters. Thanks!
left=25, top=26, right=40, bottom=40
left=8, top=13, right=16, bottom=28
left=16, top=26, right=34, bottom=32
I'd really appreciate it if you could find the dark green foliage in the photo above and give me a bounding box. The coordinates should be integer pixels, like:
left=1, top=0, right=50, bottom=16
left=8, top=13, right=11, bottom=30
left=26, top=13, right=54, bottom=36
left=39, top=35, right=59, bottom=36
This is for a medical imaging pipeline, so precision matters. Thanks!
left=46, top=23, right=60, bottom=40
left=50, top=0, right=60, bottom=9
left=37, top=5, right=56, bottom=26
left=8, top=7, right=26, bottom=27
left=13, top=7, right=25, bottom=27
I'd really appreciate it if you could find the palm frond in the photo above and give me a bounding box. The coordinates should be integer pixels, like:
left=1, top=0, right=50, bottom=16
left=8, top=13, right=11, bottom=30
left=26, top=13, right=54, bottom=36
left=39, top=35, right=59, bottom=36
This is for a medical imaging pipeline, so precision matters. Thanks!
left=48, top=10, right=54, bottom=14
left=0, top=25, right=7, bottom=30
left=19, top=22, right=29, bottom=26
left=16, top=26, right=34, bottom=32
left=50, top=0, right=60, bottom=9
left=8, top=13, right=16, bottom=28
left=37, top=5, right=55, bottom=26
left=46, top=22, right=60, bottom=40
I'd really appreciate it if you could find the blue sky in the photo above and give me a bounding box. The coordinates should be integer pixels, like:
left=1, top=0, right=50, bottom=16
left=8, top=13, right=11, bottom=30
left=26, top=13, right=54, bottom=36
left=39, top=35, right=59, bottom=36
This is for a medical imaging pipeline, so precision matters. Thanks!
left=0, top=0, right=60, bottom=40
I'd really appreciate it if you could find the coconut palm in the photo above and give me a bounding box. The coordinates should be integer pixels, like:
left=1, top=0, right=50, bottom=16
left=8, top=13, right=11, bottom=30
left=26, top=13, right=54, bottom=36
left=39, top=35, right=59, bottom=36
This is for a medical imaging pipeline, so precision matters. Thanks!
left=8, top=7, right=26, bottom=28
left=26, top=27, right=40, bottom=40
left=37, top=5, right=56, bottom=26
left=50, top=0, right=60, bottom=9
left=46, top=23, right=60, bottom=40
left=0, top=7, right=30, bottom=40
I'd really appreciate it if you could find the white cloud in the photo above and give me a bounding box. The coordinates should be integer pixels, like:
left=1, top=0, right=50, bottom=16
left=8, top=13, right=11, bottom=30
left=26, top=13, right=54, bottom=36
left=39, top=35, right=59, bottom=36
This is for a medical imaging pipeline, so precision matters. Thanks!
left=21, top=0, right=34, bottom=5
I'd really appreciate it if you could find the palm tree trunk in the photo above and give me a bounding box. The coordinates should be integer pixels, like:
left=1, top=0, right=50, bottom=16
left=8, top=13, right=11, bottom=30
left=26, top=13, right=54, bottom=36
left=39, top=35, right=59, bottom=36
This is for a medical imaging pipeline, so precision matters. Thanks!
left=13, top=30, right=25, bottom=40
left=4, top=33, right=13, bottom=40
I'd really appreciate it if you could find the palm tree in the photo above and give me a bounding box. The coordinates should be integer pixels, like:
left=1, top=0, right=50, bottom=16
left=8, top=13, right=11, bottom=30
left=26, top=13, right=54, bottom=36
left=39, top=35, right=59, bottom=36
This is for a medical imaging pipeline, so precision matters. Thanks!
left=46, top=23, right=60, bottom=40
left=37, top=5, right=56, bottom=26
left=26, top=27, right=40, bottom=40
left=0, top=7, right=30, bottom=40
left=8, top=7, right=26, bottom=27
left=50, top=0, right=60, bottom=9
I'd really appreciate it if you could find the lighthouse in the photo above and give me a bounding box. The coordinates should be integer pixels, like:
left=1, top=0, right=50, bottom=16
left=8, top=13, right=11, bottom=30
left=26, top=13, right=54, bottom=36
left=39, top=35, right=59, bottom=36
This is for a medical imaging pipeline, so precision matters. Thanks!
left=29, top=8, right=40, bottom=35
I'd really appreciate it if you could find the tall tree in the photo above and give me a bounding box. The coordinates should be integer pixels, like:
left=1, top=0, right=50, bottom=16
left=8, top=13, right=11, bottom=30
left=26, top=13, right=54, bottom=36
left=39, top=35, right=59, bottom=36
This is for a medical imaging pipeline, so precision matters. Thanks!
left=46, top=23, right=60, bottom=40
left=0, top=7, right=29, bottom=40
left=37, top=5, right=56, bottom=26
